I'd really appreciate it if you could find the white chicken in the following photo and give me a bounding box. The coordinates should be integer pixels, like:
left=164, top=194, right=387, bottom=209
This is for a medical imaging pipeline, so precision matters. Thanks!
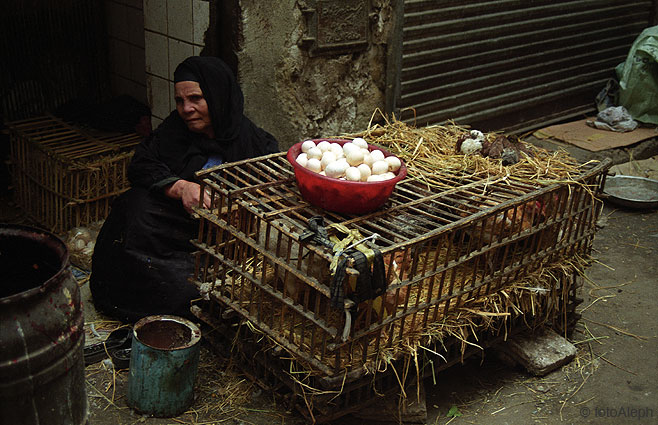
left=460, top=138, right=483, bottom=154
left=458, top=129, right=486, bottom=155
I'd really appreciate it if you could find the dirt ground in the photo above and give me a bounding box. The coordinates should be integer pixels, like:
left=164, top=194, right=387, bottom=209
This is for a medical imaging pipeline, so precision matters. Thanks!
left=2, top=142, right=657, bottom=425
left=75, top=199, right=657, bottom=425
left=422, top=204, right=658, bottom=425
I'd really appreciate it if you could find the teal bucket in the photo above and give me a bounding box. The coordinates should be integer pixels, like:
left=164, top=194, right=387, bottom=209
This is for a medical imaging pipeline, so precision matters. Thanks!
left=127, top=315, right=201, bottom=417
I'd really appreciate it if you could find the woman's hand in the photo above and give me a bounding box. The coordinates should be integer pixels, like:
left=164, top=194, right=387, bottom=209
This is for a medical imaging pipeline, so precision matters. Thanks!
left=164, top=179, right=211, bottom=214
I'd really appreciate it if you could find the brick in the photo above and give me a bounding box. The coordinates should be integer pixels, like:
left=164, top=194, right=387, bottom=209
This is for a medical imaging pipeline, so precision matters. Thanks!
left=502, top=327, right=577, bottom=376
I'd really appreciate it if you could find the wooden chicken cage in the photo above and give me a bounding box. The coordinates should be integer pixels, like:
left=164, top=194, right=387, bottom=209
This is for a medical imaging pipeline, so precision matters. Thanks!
left=194, top=267, right=582, bottom=423
left=6, top=115, right=142, bottom=234
left=190, top=151, right=608, bottom=421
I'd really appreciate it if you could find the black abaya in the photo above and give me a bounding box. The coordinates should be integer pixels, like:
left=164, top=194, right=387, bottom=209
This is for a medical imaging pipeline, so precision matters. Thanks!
left=90, top=56, right=278, bottom=322
left=90, top=188, right=200, bottom=322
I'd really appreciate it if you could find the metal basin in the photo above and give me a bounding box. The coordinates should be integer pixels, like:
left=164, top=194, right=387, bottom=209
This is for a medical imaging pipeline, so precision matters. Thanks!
left=603, top=175, right=658, bottom=209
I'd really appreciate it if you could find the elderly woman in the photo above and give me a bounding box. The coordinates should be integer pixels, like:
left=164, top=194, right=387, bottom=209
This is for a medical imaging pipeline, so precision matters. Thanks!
left=90, top=56, right=278, bottom=322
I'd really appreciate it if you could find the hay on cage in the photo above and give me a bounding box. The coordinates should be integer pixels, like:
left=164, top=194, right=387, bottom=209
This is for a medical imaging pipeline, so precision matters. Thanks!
left=339, top=109, right=595, bottom=187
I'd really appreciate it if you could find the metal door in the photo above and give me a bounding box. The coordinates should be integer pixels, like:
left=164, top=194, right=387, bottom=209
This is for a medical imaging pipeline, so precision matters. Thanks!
left=386, top=0, right=656, bottom=133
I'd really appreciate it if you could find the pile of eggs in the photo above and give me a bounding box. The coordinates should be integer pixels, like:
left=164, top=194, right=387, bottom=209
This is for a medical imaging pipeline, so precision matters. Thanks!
left=295, top=138, right=402, bottom=182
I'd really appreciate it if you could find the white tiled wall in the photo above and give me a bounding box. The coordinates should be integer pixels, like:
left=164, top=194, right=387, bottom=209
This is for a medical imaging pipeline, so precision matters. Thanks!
left=144, top=0, right=210, bottom=126
left=105, top=0, right=147, bottom=105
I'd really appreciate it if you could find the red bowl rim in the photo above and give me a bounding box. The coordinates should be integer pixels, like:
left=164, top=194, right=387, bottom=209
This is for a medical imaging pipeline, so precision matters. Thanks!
left=286, top=138, right=408, bottom=187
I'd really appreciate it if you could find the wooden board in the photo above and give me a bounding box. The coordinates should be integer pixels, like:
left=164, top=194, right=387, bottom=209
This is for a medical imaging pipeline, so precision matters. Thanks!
left=533, top=118, right=657, bottom=152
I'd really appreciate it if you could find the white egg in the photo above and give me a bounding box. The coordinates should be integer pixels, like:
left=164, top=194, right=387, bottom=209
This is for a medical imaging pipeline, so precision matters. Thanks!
left=75, top=239, right=85, bottom=250
left=380, top=172, right=396, bottom=180
left=345, top=166, right=361, bottom=181
left=342, top=142, right=360, bottom=156
left=330, top=143, right=344, bottom=157
left=306, top=146, right=323, bottom=160
left=345, top=149, right=364, bottom=166
left=335, top=157, right=350, bottom=169
left=319, top=171, right=326, bottom=176
left=317, top=140, right=331, bottom=152
left=371, top=160, right=389, bottom=175
left=363, top=153, right=374, bottom=167
left=367, top=174, right=383, bottom=182
left=320, top=151, right=337, bottom=169
left=357, top=163, right=371, bottom=181
left=325, top=161, right=347, bottom=178
left=296, top=153, right=308, bottom=168
left=352, top=137, right=368, bottom=149
left=306, top=158, right=322, bottom=173
left=370, top=149, right=385, bottom=162
left=385, top=155, right=402, bottom=172
left=301, top=140, right=316, bottom=153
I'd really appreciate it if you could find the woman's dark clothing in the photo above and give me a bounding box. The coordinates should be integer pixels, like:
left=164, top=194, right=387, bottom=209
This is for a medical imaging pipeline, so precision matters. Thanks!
left=89, top=188, right=200, bottom=321
left=90, top=56, right=278, bottom=323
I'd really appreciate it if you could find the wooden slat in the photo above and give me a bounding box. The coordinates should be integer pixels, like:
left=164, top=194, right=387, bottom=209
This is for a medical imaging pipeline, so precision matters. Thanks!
left=190, top=152, right=610, bottom=375
left=6, top=115, right=140, bottom=233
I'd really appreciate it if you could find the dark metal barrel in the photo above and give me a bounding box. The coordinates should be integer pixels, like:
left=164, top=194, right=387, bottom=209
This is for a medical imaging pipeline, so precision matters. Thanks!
left=0, top=224, right=88, bottom=424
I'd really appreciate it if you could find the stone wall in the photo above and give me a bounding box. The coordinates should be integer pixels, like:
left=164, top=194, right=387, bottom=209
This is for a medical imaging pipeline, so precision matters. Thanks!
left=238, top=0, right=394, bottom=150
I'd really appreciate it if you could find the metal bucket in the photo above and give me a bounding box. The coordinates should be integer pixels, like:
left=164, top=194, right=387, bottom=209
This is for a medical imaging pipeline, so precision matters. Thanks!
left=127, top=315, right=201, bottom=417
left=0, top=224, right=88, bottom=425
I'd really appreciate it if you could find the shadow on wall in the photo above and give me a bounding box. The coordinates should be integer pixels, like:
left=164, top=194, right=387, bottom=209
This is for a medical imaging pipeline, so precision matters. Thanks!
left=52, top=95, right=152, bottom=138
left=1, top=119, right=9, bottom=195
left=206, top=0, right=240, bottom=78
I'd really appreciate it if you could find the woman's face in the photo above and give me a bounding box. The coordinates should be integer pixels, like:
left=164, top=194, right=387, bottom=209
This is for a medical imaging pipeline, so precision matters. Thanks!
left=174, top=81, right=214, bottom=138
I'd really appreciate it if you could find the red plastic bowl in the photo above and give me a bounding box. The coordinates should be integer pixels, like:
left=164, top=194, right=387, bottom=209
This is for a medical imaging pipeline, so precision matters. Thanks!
left=287, top=138, right=407, bottom=214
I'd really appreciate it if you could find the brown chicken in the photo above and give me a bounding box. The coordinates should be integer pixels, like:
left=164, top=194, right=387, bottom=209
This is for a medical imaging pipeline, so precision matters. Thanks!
left=381, top=250, right=413, bottom=316
left=481, top=135, right=534, bottom=165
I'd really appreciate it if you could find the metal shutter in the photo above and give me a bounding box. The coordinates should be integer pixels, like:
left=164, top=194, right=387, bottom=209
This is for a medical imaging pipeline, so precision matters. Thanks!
left=387, top=0, right=656, bottom=133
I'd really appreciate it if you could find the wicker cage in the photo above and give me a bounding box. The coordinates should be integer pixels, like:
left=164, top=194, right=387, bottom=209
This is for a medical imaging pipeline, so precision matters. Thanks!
left=190, top=151, right=608, bottom=421
left=6, top=115, right=142, bottom=234
left=194, top=267, right=582, bottom=423
left=191, top=153, right=607, bottom=363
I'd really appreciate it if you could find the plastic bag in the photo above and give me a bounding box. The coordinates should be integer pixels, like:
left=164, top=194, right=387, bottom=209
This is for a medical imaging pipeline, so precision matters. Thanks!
left=586, top=106, right=638, bottom=132
left=616, top=25, right=658, bottom=125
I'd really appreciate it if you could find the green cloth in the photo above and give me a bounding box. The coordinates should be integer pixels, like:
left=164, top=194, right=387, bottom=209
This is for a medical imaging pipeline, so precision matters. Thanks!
left=616, top=25, right=658, bottom=125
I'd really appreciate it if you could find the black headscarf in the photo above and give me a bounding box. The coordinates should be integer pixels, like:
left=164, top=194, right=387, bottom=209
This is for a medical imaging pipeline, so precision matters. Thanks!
left=128, top=56, right=279, bottom=188
left=173, top=56, right=245, bottom=144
